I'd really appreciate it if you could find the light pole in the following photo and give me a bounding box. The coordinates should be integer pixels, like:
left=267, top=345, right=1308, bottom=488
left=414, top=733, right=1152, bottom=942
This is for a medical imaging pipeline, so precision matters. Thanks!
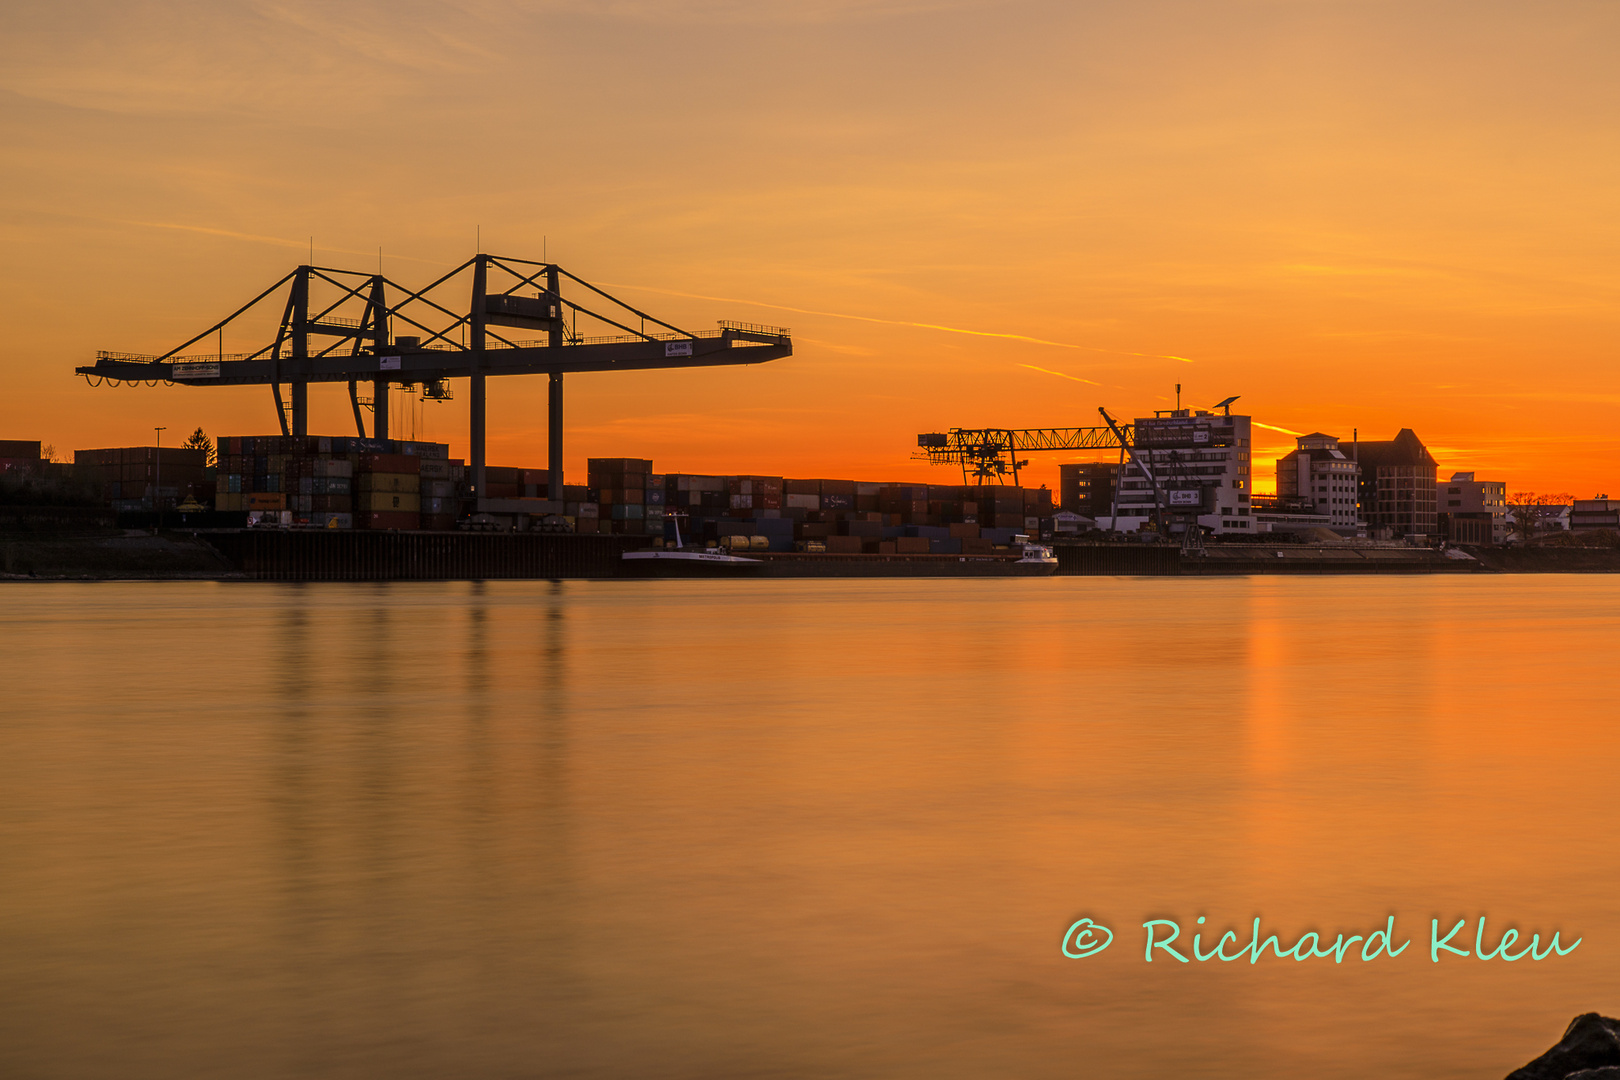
left=154, top=426, right=166, bottom=534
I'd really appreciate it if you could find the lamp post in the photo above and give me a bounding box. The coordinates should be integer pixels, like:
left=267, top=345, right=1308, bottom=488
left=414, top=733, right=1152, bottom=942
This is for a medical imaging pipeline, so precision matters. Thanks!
left=154, top=426, right=166, bottom=534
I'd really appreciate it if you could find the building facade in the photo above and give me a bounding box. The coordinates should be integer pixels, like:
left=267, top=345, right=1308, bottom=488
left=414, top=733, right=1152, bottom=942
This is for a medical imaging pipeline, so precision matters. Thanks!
left=1438, top=471, right=1508, bottom=543
left=1275, top=433, right=1362, bottom=534
left=1571, top=497, right=1620, bottom=532
left=1352, top=429, right=1438, bottom=539
left=1059, top=461, right=1120, bottom=519
left=1104, top=409, right=1252, bottom=535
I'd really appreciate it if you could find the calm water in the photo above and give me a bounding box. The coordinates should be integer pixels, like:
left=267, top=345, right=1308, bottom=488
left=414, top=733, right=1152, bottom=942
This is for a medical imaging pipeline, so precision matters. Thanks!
left=2, top=578, right=1617, bottom=1079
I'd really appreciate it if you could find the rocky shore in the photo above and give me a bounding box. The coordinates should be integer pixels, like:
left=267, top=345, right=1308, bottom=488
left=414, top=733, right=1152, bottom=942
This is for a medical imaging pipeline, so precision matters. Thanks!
left=1507, top=1014, right=1620, bottom=1079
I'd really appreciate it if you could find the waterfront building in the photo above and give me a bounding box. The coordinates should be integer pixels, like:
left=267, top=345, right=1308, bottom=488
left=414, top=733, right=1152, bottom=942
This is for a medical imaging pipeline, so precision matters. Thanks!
left=1352, top=429, right=1438, bottom=539
left=1275, top=433, right=1362, bottom=534
left=1438, top=471, right=1508, bottom=543
left=1571, top=497, right=1620, bottom=532
left=1103, top=408, right=1252, bottom=535
left=1059, top=462, right=1120, bottom=518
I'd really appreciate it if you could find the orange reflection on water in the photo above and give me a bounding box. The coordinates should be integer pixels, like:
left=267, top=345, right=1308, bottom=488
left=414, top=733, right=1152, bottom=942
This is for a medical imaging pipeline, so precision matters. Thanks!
left=1, top=578, right=1617, bottom=1079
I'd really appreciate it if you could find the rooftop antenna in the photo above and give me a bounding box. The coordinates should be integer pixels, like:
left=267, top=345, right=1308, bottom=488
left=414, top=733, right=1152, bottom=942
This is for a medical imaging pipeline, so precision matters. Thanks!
left=1176, top=383, right=1181, bottom=410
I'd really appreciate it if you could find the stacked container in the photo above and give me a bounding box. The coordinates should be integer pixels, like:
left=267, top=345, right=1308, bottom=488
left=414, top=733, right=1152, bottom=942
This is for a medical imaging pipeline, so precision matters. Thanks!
left=356, top=452, right=420, bottom=530
left=213, top=436, right=451, bottom=529
left=75, top=446, right=208, bottom=511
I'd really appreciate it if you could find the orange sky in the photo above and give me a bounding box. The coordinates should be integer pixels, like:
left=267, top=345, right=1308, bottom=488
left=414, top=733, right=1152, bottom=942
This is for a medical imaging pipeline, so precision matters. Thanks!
left=2, top=1, right=1617, bottom=496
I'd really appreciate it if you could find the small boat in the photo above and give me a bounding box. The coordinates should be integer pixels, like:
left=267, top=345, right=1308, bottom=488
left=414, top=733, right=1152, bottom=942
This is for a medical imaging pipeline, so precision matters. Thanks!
left=621, top=513, right=765, bottom=576
left=1011, top=534, right=1059, bottom=574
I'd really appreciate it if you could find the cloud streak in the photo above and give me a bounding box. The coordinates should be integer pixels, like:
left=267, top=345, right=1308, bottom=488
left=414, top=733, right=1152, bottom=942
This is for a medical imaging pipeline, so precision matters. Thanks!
left=599, top=280, right=1193, bottom=361
left=1017, top=363, right=1099, bottom=385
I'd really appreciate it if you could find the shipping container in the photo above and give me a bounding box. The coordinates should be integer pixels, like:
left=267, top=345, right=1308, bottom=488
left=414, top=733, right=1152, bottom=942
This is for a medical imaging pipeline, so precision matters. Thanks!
left=357, top=472, right=418, bottom=493
left=421, top=479, right=456, bottom=499
left=359, top=453, right=420, bottom=475
left=356, top=491, right=421, bottom=513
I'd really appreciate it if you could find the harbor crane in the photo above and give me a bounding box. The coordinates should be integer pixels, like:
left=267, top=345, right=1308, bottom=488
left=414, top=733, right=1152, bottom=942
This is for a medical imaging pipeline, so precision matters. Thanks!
left=914, top=424, right=1133, bottom=486
left=75, top=253, right=793, bottom=504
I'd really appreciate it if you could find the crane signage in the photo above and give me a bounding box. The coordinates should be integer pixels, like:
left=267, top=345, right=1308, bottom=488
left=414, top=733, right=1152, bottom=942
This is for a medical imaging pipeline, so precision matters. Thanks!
left=1169, top=489, right=1202, bottom=506
left=665, top=341, right=693, bottom=357
left=171, top=362, right=220, bottom=379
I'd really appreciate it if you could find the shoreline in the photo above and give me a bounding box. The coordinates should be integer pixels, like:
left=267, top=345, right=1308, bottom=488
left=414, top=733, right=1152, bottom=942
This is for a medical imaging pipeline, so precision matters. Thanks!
left=4, top=532, right=1620, bottom=581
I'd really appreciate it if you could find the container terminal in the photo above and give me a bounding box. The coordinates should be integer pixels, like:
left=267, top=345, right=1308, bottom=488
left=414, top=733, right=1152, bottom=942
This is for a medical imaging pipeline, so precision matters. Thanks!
left=4, top=250, right=1607, bottom=579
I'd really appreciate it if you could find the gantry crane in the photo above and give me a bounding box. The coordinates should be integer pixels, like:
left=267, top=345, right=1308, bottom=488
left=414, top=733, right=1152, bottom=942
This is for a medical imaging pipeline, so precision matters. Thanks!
left=914, top=424, right=1132, bottom=486
left=76, top=253, right=793, bottom=505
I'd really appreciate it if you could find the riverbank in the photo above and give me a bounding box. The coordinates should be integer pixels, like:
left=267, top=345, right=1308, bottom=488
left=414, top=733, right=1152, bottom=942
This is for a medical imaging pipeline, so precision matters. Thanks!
left=0, top=532, right=240, bottom=580
left=7, top=530, right=1620, bottom=580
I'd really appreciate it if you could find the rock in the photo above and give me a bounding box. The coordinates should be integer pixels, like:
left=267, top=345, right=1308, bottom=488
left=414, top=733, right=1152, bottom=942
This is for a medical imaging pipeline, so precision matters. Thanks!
left=1508, top=1015, right=1620, bottom=1079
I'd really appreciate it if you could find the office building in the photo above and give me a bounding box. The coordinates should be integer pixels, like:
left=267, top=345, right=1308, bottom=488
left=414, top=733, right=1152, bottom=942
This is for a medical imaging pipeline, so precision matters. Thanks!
left=1276, top=433, right=1361, bottom=534
left=1438, top=471, right=1508, bottom=543
left=1103, top=407, right=1252, bottom=535
left=1352, top=429, right=1438, bottom=539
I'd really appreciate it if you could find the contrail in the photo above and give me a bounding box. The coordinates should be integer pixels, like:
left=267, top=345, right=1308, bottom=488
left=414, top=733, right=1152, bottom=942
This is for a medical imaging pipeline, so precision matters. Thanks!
left=119, top=220, right=444, bottom=265
left=1018, top=363, right=1100, bottom=386
left=598, top=280, right=1193, bottom=362
left=100, top=228, right=1198, bottom=363
left=1253, top=421, right=1305, bottom=436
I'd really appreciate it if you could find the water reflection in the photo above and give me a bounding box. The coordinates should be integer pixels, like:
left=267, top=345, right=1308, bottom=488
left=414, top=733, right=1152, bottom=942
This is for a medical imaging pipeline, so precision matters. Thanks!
left=0, top=578, right=1617, bottom=1079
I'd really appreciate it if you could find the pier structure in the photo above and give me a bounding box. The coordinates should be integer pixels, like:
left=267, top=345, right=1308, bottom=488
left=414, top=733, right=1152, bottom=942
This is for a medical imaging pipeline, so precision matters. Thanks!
left=75, top=254, right=792, bottom=509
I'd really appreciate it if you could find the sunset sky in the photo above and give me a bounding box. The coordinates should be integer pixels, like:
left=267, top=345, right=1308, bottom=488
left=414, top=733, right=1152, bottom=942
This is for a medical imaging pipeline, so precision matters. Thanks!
left=3, top=0, right=1616, bottom=495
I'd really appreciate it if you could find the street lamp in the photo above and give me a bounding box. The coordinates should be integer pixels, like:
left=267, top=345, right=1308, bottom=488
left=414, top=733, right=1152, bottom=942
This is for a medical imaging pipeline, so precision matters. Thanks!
left=154, top=426, right=166, bottom=534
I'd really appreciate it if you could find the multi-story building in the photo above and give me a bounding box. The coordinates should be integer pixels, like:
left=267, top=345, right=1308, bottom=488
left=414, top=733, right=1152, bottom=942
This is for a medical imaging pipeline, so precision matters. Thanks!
left=1059, top=462, right=1120, bottom=519
left=1352, top=429, right=1438, bottom=539
left=1437, top=471, right=1508, bottom=543
left=1275, top=433, right=1361, bottom=534
left=1571, top=497, right=1620, bottom=532
left=1104, top=408, right=1252, bottom=535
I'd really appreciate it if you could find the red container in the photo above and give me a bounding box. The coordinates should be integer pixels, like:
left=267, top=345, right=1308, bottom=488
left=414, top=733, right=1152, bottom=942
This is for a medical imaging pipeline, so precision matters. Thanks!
left=359, top=453, right=420, bottom=475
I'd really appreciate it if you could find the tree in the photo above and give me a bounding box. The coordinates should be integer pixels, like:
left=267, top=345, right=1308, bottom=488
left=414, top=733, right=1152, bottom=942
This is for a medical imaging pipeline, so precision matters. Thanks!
left=182, top=427, right=216, bottom=467
left=1507, top=491, right=1573, bottom=540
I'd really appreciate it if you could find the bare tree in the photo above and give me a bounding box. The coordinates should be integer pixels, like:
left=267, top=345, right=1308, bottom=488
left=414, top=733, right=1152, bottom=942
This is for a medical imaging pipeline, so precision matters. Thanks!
left=182, top=427, right=216, bottom=467
left=1507, top=491, right=1574, bottom=539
